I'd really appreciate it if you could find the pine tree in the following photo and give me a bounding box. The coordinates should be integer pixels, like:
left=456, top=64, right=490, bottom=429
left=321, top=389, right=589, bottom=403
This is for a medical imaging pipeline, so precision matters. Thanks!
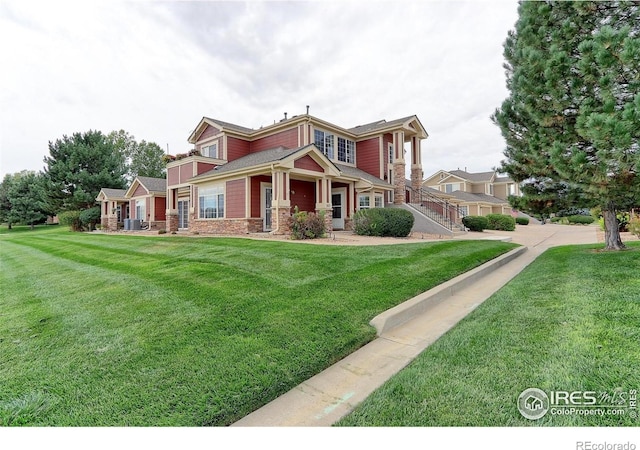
left=43, top=130, right=127, bottom=213
left=493, top=1, right=640, bottom=250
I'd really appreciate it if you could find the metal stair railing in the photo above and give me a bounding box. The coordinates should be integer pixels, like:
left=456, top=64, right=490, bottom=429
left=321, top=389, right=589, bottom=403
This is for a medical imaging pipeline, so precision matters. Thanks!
left=406, top=187, right=465, bottom=232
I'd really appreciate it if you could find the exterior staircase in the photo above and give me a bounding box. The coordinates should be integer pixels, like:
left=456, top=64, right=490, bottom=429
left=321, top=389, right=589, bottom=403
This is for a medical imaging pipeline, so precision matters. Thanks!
left=400, top=187, right=467, bottom=236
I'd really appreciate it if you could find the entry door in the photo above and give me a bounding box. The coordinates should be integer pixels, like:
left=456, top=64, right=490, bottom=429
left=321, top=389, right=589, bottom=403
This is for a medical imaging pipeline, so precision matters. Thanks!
left=178, top=200, right=189, bottom=229
left=331, top=190, right=345, bottom=230
left=262, top=185, right=273, bottom=231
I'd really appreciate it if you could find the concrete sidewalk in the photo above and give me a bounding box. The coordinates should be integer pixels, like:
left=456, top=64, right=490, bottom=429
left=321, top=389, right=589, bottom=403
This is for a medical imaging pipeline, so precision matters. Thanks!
left=232, top=224, right=599, bottom=427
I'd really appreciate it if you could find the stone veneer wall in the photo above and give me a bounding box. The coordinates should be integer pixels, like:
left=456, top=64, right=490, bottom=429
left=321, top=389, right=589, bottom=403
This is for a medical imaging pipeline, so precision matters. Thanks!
left=166, top=214, right=178, bottom=233
left=393, top=163, right=406, bottom=204
left=190, top=218, right=263, bottom=234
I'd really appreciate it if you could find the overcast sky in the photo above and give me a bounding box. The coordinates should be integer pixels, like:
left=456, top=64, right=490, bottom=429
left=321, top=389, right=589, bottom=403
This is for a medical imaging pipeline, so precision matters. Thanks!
left=0, top=0, right=519, bottom=180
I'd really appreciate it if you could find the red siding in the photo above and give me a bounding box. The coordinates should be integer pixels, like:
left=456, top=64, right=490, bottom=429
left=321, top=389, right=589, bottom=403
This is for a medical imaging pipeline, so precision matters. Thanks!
left=250, top=175, right=271, bottom=218
left=168, top=166, right=180, bottom=187
left=290, top=180, right=316, bottom=213
left=250, top=128, right=298, bottom=152
left=180, top=162, right=193, bottom=183
left=197, top=162, right=216, bottom=175
left=154, top=197, right=166, bottom=220
left=133, top=184, right=147, bottom=197
left=294, top=155, right=324, bottom=172
left=198, top=124, right=220, bottom=141
left=226, top=179, right=246, bottom=219
left=227, top=136, right=251, bottom=161
left=356, top=137, right=381, bottom=178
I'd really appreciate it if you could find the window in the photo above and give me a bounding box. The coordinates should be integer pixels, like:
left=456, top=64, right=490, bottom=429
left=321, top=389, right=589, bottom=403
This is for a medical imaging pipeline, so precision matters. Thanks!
left=199, top=185, right=224, bottom=218
left=337, top=137, right=355, bottom=164
left=388, top=144, right=394, bottom=163
left=202, top=143, right=218, bottom=158
left=135, top=199, right=145, bottom=221
left=459, top=206, right=468, bottom=217
left=445, top=183, right=460, bottom=193
left=508, top=183, right=516, bottom=195
left=375, top=195, right=384, bottom=208
left=487, top=184, right=494, bottom=195
left=314, top=129, right=334, bottom=159
left=358, top=194, right=371, bottom=209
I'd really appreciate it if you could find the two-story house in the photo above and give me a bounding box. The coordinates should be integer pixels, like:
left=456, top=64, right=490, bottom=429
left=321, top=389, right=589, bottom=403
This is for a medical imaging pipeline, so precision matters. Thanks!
left=164, top=111, right=427, bottom=234
left=422, top=169, right=520, bottom=217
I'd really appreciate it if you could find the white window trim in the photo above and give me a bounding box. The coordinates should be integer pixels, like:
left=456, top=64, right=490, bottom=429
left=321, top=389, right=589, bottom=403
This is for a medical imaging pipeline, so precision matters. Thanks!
left=198, top=183, right=225, bottom=219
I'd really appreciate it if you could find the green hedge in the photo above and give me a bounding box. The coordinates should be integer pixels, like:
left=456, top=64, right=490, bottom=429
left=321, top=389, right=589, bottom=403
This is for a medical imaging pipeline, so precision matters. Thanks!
left=567, top=215, right=595, bottom=225
left=515, top=217, right=529, bottom=225
left=58, top=210, right=82, bottom=231
left=288, top=208, right=326, bottom=239
left=485, top=214, right=516, bottom=231
left=462, top=215, right=489, bottom=232
left=353, top=208, right=414, bottom=237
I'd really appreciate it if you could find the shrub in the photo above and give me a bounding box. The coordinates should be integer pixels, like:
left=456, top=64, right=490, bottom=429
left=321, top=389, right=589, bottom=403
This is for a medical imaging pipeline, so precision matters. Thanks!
left=462, top=215, right=489, bottom=232
left=58, top=210, right=82, bottom=231
left=158, top=229, right=167, bottom=234
left=551, top=216, right=562, bottom=223
left=289, top=208, right=326, bottom=240
left=352, top=208, right=414, bottom=237
left=567, top=215, right=595, bottom=225
left=485, top=214, right=516, bottom=231
left=79, top=206, right=101, bottom=231
left=515, top=217, right=529, bottom=225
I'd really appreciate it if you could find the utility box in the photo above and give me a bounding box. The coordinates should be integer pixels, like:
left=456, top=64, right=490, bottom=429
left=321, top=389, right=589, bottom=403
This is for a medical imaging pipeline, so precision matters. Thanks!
left=124, top=219, right=131, bottom=230
left=131, top=219, right=141, bottom=230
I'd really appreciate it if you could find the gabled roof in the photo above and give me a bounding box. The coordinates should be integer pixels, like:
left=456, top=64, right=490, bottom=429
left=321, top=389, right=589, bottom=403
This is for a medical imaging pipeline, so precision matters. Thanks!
left=494, top=175, right=515, bottom=183
left=124, top=176, right=167, bottom=198
left=348, top=115, right=428, bottom=138
left=448, top=170, right=496, bottom=183
left=96, top=188, right=127, bottom=201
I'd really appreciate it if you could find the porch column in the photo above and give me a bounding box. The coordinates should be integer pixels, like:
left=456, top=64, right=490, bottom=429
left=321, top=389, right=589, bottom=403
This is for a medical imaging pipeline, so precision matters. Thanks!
left=410, top=136, right=424, bottom=192
left=271, top=169, right=291, bottom=234
left=166, top=188, right=178, bottom=232
left=315, top=177, right=333, bottom=233
left=393, top=131, right=406, bottom=204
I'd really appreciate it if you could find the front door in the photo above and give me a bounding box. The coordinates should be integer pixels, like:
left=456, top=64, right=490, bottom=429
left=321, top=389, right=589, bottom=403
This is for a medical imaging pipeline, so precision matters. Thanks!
left=178, top=200, right=189, bottom=229
left=331, top=190, right=345, bottom=230
left=262, top=184, right=273, bottom=231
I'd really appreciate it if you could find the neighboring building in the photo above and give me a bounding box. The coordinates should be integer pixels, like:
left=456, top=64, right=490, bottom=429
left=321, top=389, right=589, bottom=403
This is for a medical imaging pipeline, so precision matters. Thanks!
left=97, top=176, right=167, bottom=231
left=164, top=112, right=427, bottom=234
left=422, top=169, right=520, bottom=216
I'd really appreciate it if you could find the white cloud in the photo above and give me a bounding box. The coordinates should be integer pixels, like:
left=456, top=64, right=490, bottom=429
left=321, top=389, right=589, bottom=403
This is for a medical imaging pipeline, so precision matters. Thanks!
left=0, top=0, right=519, bottom=179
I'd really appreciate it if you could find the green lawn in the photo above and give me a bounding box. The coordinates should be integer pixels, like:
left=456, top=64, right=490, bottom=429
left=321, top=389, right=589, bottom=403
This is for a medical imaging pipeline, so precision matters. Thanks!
left=0, top=226, right=516, bottom=426
left=337, top=242, right=640, bottom=426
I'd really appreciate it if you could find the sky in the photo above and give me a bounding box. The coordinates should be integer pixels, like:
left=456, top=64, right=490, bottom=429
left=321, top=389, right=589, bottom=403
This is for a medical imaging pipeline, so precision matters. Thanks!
left=0, top=0, right=520, bottom=181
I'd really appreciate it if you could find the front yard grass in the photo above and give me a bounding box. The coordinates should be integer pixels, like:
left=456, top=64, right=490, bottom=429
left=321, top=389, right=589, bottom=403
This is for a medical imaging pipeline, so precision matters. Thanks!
left=337, top=242, right=640, bottom=426
left=0, top=227, right=516, bottom=426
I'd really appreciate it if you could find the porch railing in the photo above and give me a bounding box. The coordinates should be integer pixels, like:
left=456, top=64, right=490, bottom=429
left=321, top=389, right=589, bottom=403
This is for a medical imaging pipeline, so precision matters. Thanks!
left=406, top=187, right=466, bottom=232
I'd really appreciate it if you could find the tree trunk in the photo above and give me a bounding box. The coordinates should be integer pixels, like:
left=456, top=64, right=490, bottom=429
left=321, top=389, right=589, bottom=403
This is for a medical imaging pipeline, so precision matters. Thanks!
left=603, top=207, right=625, bottom=251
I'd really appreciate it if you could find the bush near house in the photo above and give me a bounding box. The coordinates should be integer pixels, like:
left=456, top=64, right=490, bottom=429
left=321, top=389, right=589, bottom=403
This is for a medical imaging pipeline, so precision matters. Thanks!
left=57, top=210, right=82, bottom=231
left=288, top=208, right=326, bottom=239
left=353, top=208, right=414, bottom=237
left=462, top=215, right=489, bottom=232
left=629, top=217, right=640, bottom=238
left=485, top=214, right=516, bottom=231
left=515, top=217, right=529, bottom=225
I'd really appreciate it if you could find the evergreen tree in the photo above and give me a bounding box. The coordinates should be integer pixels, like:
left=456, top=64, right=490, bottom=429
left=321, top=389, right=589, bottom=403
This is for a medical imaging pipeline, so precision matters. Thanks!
left=4, top=171, right=48, bottom=229
left=43, top=130, right=127, bottom=213
left=493, top=1, right=640, bottom=250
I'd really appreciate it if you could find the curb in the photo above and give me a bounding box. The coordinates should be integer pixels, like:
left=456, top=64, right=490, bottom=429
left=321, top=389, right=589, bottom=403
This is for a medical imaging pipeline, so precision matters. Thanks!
left=369, top=245, right=528, bottom=335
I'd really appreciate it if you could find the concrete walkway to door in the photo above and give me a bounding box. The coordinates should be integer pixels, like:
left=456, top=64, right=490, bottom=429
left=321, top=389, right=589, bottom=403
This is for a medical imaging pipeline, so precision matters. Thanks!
left=232, top=224, right=600, bottom=427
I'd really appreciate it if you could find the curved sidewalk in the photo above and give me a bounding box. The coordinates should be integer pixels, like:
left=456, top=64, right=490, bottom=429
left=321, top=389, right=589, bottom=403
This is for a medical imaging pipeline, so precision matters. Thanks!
left=232, top=224, right=599, bottom=427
